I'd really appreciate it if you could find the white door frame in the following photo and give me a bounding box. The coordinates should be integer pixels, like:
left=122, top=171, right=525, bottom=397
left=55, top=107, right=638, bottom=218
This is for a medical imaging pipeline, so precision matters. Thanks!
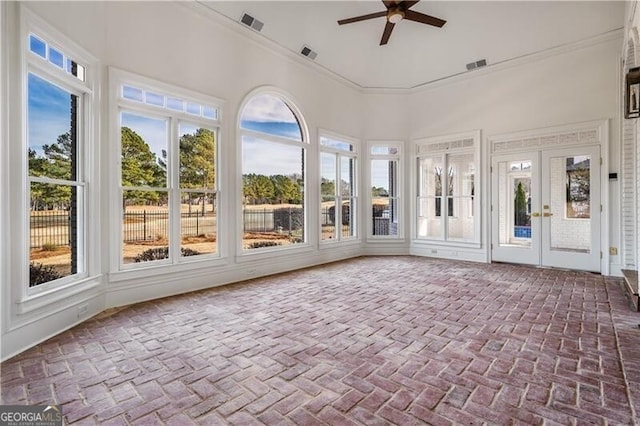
left=487, top=120, right=609, bottom=274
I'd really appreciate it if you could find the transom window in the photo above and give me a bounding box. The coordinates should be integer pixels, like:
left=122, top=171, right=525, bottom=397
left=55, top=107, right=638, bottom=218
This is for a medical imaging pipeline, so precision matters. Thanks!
left=320, top=134, right=358, bottom=242
left=239, top=92, right=306, bottom=251
left=115, top=70, right=221, bottom=267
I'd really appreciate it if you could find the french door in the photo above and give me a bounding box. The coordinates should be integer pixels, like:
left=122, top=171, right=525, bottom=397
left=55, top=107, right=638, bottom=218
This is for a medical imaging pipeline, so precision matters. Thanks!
left=491, top=145, right=601, bottom=272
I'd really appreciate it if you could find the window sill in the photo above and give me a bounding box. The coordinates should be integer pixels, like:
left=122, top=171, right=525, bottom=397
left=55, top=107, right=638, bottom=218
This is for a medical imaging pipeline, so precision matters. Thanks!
left=110, top=256, right=229, bottom=283
left=236, top=243, right=315, bottom=263
left=17, top=275, right=103, bottom=315
left=412, top=239, right=482, bottom=249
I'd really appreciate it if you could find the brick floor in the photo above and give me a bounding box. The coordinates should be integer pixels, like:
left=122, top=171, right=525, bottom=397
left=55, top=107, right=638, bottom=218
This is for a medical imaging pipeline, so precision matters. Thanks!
left=2, top=256, right=640, bottom=425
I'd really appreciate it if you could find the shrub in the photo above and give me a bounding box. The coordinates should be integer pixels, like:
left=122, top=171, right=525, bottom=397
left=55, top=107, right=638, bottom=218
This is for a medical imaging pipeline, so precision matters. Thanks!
left=133, top=246, right=201, bottom=262
left=29, top=262, right=62, bottom=287
left=247, top=240, right=282, bottom=249
left=41, top=242, right=58, bottom=252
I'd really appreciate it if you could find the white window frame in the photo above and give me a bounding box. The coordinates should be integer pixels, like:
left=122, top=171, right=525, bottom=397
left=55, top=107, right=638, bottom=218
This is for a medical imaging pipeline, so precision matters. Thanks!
left=367, top=142, right=404, bottom=240
left=237, top=87, right=310, bottom=257
left=319, top=130, right=360, bottom=245
left=109, top=68, right=224, bottom=273
left=414, top=131, right=481, bottom=246
left=13, top=6, right=100, bottom=310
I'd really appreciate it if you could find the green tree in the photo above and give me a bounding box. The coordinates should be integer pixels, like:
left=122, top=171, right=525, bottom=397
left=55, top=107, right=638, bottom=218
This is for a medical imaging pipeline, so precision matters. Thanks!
left=179, top=128, right=215, bottom=189
left=271, top=174, right=299, bottom=204
left=29, top=133, right=74, bottom=209
left=321, top=178, right=336, bottom=197
left=121, top=127, right=166, bottom=205
left=371, top=186, right=388, bottom=197
left=243, top=173, right=275, bottom=204
left=514, top=181, right=528, bottom=226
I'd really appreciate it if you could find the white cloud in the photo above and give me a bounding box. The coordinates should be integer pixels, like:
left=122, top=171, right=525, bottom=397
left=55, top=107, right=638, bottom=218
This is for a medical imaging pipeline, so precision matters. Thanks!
left=241, top=94, right=298, bottom=123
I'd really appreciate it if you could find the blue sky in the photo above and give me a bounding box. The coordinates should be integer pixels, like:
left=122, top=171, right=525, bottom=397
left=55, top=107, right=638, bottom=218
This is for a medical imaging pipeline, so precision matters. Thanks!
left=28, top=73, right=72, bottom=154
left=29, top=77, right=381, bottom=188
left=121, top=112, right=167, bottom=161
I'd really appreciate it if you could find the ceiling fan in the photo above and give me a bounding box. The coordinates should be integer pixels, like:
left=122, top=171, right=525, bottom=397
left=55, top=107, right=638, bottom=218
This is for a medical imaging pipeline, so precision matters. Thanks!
left=338, top=0, right=446, bottom=46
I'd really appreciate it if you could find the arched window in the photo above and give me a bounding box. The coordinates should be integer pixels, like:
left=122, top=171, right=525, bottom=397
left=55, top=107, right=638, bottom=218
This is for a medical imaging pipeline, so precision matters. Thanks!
left=239, top=92, right=307, bottom=251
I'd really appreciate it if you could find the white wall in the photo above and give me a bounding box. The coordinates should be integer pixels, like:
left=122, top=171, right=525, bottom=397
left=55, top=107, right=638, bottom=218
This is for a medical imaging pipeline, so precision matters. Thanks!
left=404, top=35, right=621, bottom=266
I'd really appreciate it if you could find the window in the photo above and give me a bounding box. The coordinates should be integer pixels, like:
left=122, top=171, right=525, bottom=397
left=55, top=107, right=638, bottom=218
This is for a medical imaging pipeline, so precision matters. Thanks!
left=239, top=92, right=306, bottom=251
left=370, top=144, right=401, bottom=237
left=416, top=133, right=479, bottom=243
left=115, top=70, right=220, bottom=267
left=26, top=32, right=93, bottom=288
left=320, top=134, right=358, bottom=242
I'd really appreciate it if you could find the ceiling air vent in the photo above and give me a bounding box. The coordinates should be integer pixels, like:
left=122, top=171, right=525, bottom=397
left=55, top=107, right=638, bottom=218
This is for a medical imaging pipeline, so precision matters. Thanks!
left=466, top=59, right=487, bottom=71
left=240, top=12, right=264, bottom=32
left=300, top=45, right=317, bottom=60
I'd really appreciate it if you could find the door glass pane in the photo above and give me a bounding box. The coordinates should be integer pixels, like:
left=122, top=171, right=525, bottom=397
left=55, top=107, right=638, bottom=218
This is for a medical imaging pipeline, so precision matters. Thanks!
left=549, top=155, right=590, bottom=253
left=498, top=160, right=532, bottom=246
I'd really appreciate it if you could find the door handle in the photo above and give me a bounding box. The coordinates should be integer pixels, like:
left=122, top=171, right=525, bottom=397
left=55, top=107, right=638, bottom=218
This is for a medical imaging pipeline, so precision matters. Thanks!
left=531, top=212, right=540, bottom=217
left=543, top=212, right=553, bottom=217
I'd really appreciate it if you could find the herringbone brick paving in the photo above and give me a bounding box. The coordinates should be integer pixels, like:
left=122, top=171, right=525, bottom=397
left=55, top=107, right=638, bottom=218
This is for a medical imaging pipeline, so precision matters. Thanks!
left=2, top=256, right=640, bottom=425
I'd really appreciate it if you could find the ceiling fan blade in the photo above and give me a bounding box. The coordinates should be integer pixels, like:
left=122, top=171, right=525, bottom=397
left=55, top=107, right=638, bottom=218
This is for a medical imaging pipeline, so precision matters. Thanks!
left=382, top=0, right=396, bottom=8
left=404, top=10, right=446, bottom=27
left=338, top=11, right=387, bottom=25
left=380, top=21, right=395, bottom=45
left=401, top=1, right=420, bottom=10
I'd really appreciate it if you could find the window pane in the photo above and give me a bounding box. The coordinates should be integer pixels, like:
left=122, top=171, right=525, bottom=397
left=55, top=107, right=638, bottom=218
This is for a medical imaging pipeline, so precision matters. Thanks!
left=417, top=197, right=442, bottom=239
left=240, top=94, right=302, bottom=141
left=320, top=152, right=336, bottom=197
left=48, top=47, right=64, bottom=68
left=123, top=85, right=144, bottom=102
left=565, top=156, right=590, bottom=219
left=122, top=190, right=169, bottom=264
left=120, top=112, right=168, bottom=187
left=343, top=197, right=356, bottom=239
left=320, top=136, right=353, bottom=152
left=29, top=35, right=46, bottom=58
left=203, top=106, right=217, bottom=120
left=321, top=196, right=336, bottom=241
left=28, top=73, right=77, bottom=181
left=181, top=192, right=216, bottom=256
left=179, top=124, right=216, bottom=190
left=29, top=182, right=82, bottom=286
left=242, top=135, right=304, bottom=249
left=371, top=159, right=399, bottom=236
left=145, top=91, right=165, bottom=107
left=340, top=156, right=355, bottom=197
left=549, top=155, right=591, bottom=252
left=186, top=102, right=201, bottom=116
left=371, top=146, right=398, bottom=155
left=417, top=156, right=444, bottom=238
left=167, top=97, right=184, bottom=112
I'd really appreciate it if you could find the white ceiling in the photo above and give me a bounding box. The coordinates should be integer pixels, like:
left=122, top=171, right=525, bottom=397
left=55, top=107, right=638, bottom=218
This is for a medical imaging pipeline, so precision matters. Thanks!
left=199, top=1, right=625, bottom=90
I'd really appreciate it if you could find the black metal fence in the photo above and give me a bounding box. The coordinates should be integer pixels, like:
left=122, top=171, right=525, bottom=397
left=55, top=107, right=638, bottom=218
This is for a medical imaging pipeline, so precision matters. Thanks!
left=243, top=207, right=304, bottom=233
left=30, top=210, right=217, bottom=248
left=31, top=205, right=384, bottom=248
